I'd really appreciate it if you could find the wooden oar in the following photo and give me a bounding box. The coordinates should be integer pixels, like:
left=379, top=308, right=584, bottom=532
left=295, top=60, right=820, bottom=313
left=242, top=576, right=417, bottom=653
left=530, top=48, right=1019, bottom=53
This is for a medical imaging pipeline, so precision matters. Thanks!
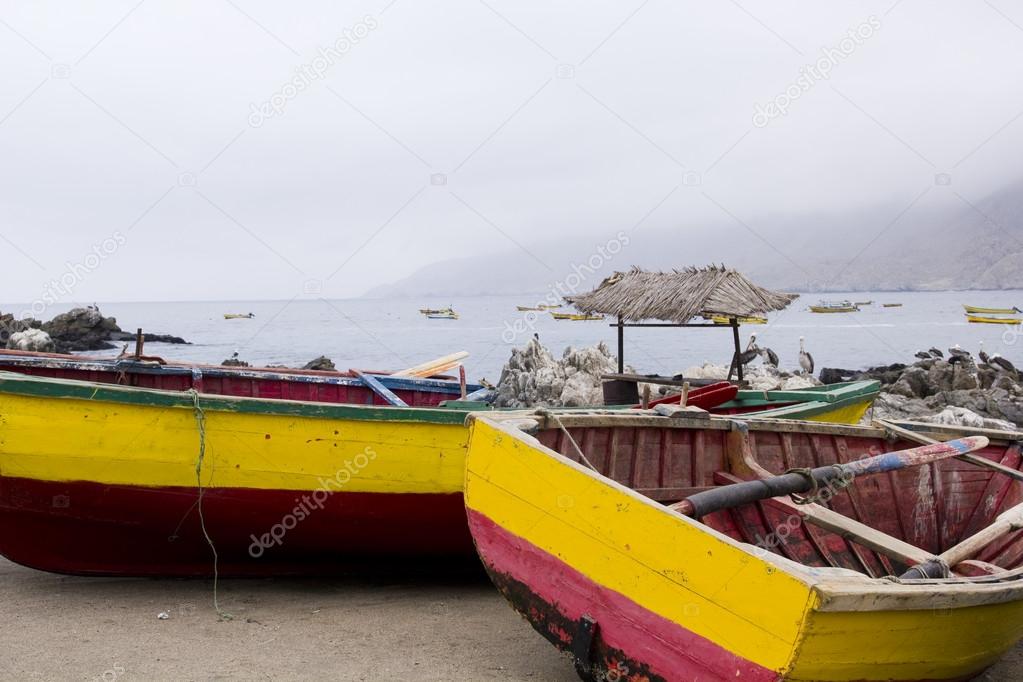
left=350, top=369, right=408, bottom=407
left=392, top=352, right=469, bottom=378
left=670, top=436, right=989, bottom=518
left=873, top=419, right=1023, bottom=482
left=901, top=501, right=1023, bottom=579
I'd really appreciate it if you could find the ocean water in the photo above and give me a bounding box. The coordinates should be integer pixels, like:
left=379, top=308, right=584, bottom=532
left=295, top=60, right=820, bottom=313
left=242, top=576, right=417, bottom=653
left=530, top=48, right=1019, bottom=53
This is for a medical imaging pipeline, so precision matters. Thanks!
left=6, top=291, right=1023, bottom=384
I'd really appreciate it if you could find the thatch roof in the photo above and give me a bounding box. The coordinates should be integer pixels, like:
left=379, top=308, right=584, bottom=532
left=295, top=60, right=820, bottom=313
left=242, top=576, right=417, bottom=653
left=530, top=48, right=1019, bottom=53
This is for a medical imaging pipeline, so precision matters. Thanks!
left=567, top=266, right=798, bottom=323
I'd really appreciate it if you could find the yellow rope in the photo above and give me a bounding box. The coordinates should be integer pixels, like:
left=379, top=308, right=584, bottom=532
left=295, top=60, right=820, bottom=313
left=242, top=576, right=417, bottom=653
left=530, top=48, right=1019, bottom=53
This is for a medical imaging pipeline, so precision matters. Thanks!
left=187, top=389, right=232, bottom=621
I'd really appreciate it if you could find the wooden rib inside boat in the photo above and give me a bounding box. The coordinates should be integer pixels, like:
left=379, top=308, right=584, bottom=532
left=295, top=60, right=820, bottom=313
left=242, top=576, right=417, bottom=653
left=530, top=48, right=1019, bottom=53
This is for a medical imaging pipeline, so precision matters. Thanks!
left=465, top=411, right=1023, bottom=681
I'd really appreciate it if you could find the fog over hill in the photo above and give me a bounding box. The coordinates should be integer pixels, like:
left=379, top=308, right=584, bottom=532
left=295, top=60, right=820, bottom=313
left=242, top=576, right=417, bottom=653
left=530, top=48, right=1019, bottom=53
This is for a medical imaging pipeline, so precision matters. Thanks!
left=366, top=177, right=1023, bottom=298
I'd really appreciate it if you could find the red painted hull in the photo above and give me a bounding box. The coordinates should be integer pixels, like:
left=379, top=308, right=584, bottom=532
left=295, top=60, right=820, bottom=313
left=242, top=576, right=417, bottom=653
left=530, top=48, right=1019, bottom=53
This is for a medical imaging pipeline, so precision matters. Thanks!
left=467, top=509, right=775, bottom=682
left=0, top=476, right=474, bottom=577
left=0, top=350, right=465, bottom=408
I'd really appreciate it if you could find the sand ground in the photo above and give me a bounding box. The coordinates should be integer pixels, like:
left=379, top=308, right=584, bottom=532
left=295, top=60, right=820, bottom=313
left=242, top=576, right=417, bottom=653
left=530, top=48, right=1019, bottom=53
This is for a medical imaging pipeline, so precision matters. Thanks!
left=1, top=557, right=1020, bottom=681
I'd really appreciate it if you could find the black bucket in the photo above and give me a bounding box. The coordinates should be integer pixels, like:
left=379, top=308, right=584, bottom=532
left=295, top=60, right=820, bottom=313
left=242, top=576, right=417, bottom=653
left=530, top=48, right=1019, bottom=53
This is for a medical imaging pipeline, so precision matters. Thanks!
left=602, top=379, right=639, bottom=406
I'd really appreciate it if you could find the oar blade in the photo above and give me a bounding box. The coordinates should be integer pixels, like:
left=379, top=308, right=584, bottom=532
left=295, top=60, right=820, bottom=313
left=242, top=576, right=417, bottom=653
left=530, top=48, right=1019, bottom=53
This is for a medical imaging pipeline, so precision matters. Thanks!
left=848, top=436, right=990, bottom=476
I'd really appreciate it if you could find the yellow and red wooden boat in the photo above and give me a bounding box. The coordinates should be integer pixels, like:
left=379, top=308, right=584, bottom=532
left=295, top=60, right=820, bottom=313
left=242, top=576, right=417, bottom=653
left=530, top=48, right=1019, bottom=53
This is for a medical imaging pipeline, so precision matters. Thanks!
left=0, top=370, right=482, bottom=577
left=465, top=411, right=1023, bottom=681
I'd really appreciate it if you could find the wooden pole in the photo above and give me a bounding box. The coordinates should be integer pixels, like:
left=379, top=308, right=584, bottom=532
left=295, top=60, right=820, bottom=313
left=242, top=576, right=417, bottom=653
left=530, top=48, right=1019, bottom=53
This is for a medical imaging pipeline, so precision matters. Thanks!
left=616, top=317, right=624, bottom=374
left=134, top=328, right=144, bottom=359
left=731, top=319, right=743, bottom=383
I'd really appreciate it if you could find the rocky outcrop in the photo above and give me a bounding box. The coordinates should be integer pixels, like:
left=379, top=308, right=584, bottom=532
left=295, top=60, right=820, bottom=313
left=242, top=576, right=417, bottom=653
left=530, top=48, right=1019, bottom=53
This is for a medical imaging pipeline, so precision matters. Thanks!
left=826, top=356, right=1023, bottom=429
left=302, top=356, right=336, bottom=371
left=222, top=355, right=250, bottom=367
left=495, top=339, right=622, bottom=408
left=41, top=307, right=121, bottom=352
left=677, top=362, right=820, bottom=392
left=6, top=328, right=55, bottom=352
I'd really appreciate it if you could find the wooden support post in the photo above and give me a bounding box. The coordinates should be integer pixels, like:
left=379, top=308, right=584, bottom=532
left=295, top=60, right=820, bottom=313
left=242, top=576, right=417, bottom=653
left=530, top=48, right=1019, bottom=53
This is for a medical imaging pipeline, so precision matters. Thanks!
left=726, top=319, right=743, bottom=383
left=134, top=328, right=144, bottom=359
left=616, top=317, right=624, bottom=374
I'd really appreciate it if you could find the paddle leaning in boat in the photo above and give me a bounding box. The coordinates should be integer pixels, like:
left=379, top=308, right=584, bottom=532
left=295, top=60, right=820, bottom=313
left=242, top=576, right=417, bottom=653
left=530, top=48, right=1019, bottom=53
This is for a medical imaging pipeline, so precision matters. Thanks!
left=464, top=410, right=1023, bottom=681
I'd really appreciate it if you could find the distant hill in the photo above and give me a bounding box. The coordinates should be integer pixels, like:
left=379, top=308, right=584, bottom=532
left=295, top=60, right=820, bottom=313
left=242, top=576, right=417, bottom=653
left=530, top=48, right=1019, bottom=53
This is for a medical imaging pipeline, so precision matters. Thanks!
left=365, top=180, right=1023, bottom=298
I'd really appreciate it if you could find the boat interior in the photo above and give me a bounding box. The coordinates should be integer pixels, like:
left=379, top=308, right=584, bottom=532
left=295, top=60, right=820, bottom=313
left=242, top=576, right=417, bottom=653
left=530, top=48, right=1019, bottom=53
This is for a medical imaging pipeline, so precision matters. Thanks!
left=527, top=414, right=1023, bottom=580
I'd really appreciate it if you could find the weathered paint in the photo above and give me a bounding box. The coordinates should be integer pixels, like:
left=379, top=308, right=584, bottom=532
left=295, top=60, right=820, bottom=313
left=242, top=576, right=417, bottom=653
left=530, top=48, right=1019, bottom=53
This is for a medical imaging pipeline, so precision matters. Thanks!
left=464, top=415, right=1023, bottom=681
left=0, top=372, right=476, bottom=575
left=1, top=477, right=471, bottom=576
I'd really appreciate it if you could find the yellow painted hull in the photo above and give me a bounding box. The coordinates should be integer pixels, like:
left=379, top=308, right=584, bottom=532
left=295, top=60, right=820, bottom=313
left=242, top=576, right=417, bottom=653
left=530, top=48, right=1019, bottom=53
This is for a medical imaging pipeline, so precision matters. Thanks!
left=967, top=315, right=1021, bottom=325
left=465, top=415, right=1023, bottom=680
left=0, top=373, right=477, bottom=576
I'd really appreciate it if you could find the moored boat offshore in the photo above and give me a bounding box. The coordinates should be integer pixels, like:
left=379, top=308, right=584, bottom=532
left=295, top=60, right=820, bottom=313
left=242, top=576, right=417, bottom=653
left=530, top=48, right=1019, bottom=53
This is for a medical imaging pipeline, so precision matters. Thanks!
left=465, top=411, right=1023, bottom=681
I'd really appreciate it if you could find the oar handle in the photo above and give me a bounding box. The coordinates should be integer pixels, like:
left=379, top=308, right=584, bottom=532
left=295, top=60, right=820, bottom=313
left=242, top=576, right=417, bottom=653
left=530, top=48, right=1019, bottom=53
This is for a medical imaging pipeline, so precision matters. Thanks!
left=672, top=436, right=989, bottom=519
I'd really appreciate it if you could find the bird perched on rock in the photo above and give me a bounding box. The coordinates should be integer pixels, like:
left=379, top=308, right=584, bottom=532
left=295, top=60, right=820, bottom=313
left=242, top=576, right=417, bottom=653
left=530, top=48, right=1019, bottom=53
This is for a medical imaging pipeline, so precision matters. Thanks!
left=798, top=336, right=814, bottom=375
left=928, top=347, right=944, bottom=359
left=914, top=350, right=932, bottom=361
left=738, top=334, right=761, bottom=366
left=978, top=341, right=991, bottom=365
left=989, top=353, right=1017, bottom=376
left=759, top=346, right=780, bottom=367
left=948, top=345, right=972, bottom=366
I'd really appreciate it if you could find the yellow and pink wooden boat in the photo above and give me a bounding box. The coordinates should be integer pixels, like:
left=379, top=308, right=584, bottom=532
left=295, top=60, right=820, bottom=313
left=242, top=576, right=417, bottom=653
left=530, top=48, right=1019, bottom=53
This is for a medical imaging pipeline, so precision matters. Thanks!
left=464, top=411, right=1023, bottom=681
left=0, top=370, right=477, bottom=577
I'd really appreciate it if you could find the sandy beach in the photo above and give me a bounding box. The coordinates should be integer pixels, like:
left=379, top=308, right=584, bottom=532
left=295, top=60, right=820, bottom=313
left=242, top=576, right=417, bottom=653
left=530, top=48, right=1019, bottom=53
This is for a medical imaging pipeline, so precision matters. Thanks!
left=0, top=557, right=1019, bottom=681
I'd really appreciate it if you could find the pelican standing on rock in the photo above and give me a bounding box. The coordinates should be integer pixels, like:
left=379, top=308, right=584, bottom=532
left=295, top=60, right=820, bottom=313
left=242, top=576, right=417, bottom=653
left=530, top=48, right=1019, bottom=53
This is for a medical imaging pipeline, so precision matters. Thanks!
left=914, top=350, right=932, bottom=361
left=759, top=346, right=780, bottom=368
left=798, top=336, right=814, bottom=375
left=948, top=345, right=972, bottom=366
left=990, top=353, right=1018, bottom=376
left=979, top=341, right=991, bottom=365
left=929, top=347, right=944, bottom=359
left=738, top=334, right=761, bottom=367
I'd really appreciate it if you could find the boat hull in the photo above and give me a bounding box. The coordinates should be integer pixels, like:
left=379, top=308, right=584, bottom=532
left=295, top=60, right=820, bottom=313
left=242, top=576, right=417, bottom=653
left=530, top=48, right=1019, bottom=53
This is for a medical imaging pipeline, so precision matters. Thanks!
left=0, top=373, right=475, bottom=577
left=964, top=305, right=1020, bottom=315
left=1, top=477, right=470, bottom=576
left=465, top=414, right=1023, bottom=681
left=967, top=315, right=1021, bottom=325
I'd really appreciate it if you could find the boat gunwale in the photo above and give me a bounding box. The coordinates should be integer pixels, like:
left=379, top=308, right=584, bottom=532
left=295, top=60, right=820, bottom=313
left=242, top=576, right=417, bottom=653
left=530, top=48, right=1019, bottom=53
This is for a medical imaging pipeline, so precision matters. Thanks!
left=469, top=412, right=1023, bottom=611
left=0, top=370, right=479, bottom=425
left=0, top=352, right=481, bottom=394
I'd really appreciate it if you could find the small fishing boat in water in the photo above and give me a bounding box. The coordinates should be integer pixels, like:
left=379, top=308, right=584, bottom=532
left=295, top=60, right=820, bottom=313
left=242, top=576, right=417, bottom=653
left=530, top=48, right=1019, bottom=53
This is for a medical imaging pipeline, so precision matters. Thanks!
left=882, top=303, right=903, bottom=308
left=419, top=307, right=454, bottom=316
left=965, top=305, right=1021, bottom=315
left=223, top=312, right=255, bottom=319
left=465, top=411, right=1023, bottom=681
left=427, top=310, right=459, bottom=320
left=810, top=301, right=859, bottom=313
left=704, top=314, right=767, bottom=325
left=516, top=304, right=562, bottom=312
left=550, top=312, right=605, bottom=321
left=967, top=314, right=1022, bottom=325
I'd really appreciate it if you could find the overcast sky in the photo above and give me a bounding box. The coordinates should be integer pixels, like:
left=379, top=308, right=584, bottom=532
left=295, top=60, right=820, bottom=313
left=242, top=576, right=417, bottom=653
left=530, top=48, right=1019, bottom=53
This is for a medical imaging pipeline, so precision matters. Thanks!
left=2, top=0, right=1022, bottom=304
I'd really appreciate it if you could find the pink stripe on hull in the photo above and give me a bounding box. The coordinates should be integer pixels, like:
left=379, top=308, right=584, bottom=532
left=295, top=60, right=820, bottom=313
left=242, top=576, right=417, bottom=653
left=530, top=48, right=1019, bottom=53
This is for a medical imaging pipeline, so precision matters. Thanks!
left=468, top=509, right=779, bottom=682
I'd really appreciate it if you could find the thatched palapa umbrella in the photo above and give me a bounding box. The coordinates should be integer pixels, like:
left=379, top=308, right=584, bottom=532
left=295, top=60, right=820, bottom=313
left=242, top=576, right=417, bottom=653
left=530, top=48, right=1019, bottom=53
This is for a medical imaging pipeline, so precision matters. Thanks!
left=567, top=265, right=798, bottom=381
